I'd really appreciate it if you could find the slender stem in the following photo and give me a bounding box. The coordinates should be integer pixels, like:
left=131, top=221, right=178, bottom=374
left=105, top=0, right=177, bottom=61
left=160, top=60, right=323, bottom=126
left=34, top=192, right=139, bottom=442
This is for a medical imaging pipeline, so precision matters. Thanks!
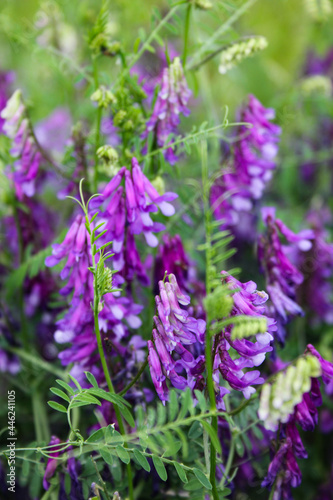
left=118, top=358, right=148, bottom=396
left=201, top=140, right=219, bottom=500
left=220, top=433, right=235, bottom=490
left=182, top=4, right=192, bottom=67
left=91, top=455, right=112, bottom=500
left=12, top=204, right=29, bottom=352
left=93, top=296, right=134, bottom=500
left=86, top=201, right=134, bottom=500
left=93, top=57, right=102, bottom=193
left=187, top=0, right=259, bottom=68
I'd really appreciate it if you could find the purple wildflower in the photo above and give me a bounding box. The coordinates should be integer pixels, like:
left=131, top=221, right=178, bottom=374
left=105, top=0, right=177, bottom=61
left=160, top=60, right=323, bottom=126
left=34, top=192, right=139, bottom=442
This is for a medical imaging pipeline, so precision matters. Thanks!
left=1, top=90, right=41, bottom=200
left=258, top=207, right=314, bottom=333
left=215, top=272, right=274, bottom=399
left=35, top=107, right=72, bottom=157
left=45, top=213, right=143, bottom=388
left=148, top=273, right=205, bottom=403
left=211, top=95, right=281, bottom=236
left=299, top=209, right=333, bottom=324
left=142, top=57, right=191, bottom=164
left=0, top=71, right=14, bottom=133
left=90, top=158, right=177, bottom=284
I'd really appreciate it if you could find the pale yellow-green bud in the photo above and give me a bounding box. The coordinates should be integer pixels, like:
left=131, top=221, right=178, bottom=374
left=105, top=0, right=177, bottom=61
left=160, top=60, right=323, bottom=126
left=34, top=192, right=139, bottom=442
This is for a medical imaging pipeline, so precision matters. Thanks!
left=97, top=145, right=118, bottom=163
left=193, top=0, right=213, bottom=10
left=258, top=355, right=322, bottom=431
left=1, top=90, right=22, bottom=121
left=300, top=75, right=332, bottom=97
left=91, top=86, right=116, bottom=108
left=219, top=37, right=268, bottom=75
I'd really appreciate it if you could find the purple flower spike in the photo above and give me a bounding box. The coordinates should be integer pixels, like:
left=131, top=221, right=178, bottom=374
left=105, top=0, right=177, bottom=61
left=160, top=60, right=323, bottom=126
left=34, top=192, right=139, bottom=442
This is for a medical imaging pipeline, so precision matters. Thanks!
left=211, top=94, right=280, bottom=238
left=142, top=57, right=191, bottom=164
left=216, top=272, right=274, bottom=399
left=90, top=158, right=177, bottom=284
left=1, top=90, right=40, bottom=200
left=148, top=273, right=205, bottom=401
left=258, top=208, right=314, bottom=335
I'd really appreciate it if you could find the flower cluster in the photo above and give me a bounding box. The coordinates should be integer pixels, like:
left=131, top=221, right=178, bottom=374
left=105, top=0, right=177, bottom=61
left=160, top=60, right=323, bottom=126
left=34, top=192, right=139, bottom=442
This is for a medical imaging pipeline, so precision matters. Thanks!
left=0, top=90, right=41, bottom=200
left=43, top=436, right=83, bottom=499
left=45, top=214, right=143, bottom=387
left=258, top=355, right=322, bottom=431
left=142, top=57, right=191, bottom=164
left=258, top=207, right=314, bottom=338
left=218, top=36, right=268, bottom=74
left=0, top=71, right=14, bottom=133
left=211, top=95, right=281, bottom=235
left=261, top=347, right=333, bottom=498
left=148, top=274, right=206, bottom=403
left=300, top=209, right=333, bottom=324
left=215, top=272, right=275, bottom=399
left=90, top=157, right=177, bottom=285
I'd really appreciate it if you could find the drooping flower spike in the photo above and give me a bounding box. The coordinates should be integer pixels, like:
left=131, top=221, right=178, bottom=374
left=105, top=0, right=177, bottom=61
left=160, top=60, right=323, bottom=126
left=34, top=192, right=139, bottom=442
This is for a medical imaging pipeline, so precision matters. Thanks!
left=90, top=157, right=177, bottom=284
left=142, top=57, right=192, bottom=164
left=258, top=207, right=314, bottom=336
left=211, top=95, right=281, bottom=236
left=215, top=272, right=275, bottom=399
left=148, top=273, right=205, bottom=403
left=1, top=90, right=41, bottom=200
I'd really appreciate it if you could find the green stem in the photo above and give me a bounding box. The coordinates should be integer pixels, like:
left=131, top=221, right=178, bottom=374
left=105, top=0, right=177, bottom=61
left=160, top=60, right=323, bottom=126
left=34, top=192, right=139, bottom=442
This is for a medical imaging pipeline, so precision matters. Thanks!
left=201, top=140, right=219, bottom=500
left=93, top=297, right=134, bottom=500
left=118, top=358, right=148, bottom=396
left=86, top=199, right=134, bottom=500
left=182, top=4, right=192, bottom=67
left=219, top=433, right=235, bottom=490
left=12, top=204, right=29, bottom=352
left=93, top=57, right=102, bottom=193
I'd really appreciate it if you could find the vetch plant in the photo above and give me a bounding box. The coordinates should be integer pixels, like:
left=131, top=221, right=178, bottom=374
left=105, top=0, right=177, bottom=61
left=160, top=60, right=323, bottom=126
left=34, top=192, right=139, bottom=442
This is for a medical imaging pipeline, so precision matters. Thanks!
left=0, top=1, right=333, bottom=499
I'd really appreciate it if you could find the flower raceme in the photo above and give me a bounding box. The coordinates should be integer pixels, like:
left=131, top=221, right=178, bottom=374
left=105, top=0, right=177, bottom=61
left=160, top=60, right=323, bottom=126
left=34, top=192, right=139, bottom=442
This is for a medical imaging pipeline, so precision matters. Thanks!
left=90, top=157, right=177, bottom=284
left=45, top=213, right=143, bottom=389
left=258, top=354, right=322, bottom=432
left=0, top=89, right=41, bottom=200
left=258, top=207, right=315, bottom=332
left=142, top=57, right=192, bottom=164
left=211, top=95, right=281, bottom=235
left=215, top=272, right=275, bottom=400
left=148, top=274, right=206, bottom=403
left=260, top=348, right=333, bottom=498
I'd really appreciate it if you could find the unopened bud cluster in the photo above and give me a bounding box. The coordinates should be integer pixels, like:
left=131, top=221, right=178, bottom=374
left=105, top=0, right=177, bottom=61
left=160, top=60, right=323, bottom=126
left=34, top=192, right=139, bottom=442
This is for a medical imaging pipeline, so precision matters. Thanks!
left=219, top=36, right=268, bottom=75
left=258, top=355, right=321, bottom=431
left=300, top=75, right=332, bottom=97
left=91, top=86, right=116, bottom=108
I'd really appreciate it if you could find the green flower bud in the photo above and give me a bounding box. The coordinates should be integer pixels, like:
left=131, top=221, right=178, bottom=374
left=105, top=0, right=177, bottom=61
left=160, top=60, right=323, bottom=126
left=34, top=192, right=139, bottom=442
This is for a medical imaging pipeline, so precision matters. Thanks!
left=300, top=75, right=332, bottom=97
left=218, top=36, right=268, bottom=75
left=97, top=145, right=119, bottom=164
left=91, top=86, right=116, bottom=108
left=258, top=355, right=322, bottom=431
left=193, top=0, right=213, bottom=9
left=113, top=110, right=127, bottom=126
